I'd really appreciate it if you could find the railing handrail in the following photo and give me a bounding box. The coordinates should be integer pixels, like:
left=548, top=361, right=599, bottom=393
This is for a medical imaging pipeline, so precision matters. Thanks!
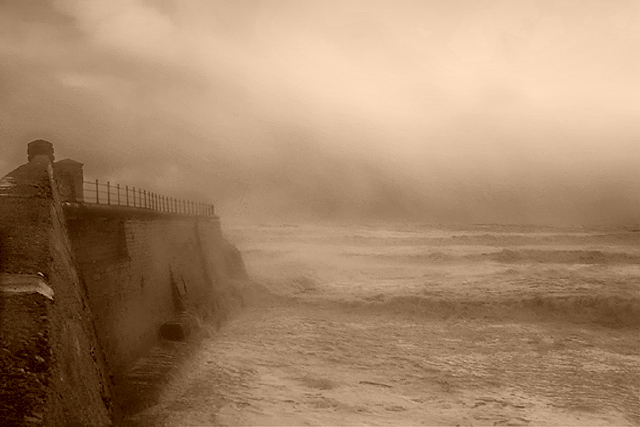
left=80, top=179, right=215, bottom=217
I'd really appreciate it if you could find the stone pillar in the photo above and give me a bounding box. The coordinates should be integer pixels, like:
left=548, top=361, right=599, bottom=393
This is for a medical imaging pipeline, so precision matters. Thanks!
left=27, top=140, right=54, bottom=163
left=54, top=159, right=84, bottom=203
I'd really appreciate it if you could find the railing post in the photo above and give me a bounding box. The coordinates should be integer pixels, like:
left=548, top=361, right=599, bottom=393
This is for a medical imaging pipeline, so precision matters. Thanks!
left=107, top=182, right=111, bottom=205
left=143, top=190, right=147, bottom=209
left=126, top=185, right=129, bottom=206
left=95, top=179, right=99, bottom=204
left=117, top=184, right=121, bottom=205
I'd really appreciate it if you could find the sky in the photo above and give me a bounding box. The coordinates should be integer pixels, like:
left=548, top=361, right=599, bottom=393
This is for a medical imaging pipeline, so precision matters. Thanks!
left=1, top=0, right=639, bottom=224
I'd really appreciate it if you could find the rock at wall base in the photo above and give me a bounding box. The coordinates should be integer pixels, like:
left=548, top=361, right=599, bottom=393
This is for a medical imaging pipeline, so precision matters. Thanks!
left=159, top=315, right=193, bottom=341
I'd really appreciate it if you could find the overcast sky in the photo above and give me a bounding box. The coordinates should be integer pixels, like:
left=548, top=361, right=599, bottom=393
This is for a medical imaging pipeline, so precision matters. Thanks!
left=1, top=0, right=639, bottom=224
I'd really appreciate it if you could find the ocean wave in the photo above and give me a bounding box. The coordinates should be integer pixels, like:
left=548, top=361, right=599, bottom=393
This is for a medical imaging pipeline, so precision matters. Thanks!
left=336, top=231, right=640, bottom=247
left=367, top=249, right=640, bottom=265
left=350, top=294, right=640, bottom=329
left=480, top=249, right=640, bottom=264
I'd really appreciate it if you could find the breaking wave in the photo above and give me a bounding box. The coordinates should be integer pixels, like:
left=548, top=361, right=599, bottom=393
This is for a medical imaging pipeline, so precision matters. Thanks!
left=350, top=293, right=640, bottom=329
left=480, top=249, right=640, bottom=264
left=372, top=249, right=640, bottom=265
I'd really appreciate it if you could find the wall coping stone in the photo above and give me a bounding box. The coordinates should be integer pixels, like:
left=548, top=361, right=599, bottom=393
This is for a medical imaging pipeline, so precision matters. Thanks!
left=0, top=274, right=55, bottom=301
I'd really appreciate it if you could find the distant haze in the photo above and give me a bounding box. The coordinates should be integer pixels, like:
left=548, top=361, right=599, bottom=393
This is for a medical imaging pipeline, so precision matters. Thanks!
left=1, top=0, right=639, bottom=224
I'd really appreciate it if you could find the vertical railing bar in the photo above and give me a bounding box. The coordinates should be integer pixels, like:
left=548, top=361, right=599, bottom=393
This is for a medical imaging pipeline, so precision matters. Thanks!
left=125, top=185, right=129, bottom=206
left=117, top=184, right=120, bottom=206
left=95, top=179, right=99, bottom=204
left=107, top=181, right=111, bottom=205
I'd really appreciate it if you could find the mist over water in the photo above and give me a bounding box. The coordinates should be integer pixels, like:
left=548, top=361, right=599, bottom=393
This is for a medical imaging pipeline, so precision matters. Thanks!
left=1, top=0, right=639, bottom=224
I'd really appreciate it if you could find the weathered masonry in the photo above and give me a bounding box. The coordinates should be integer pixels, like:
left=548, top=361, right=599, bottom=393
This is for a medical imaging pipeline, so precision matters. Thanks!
left=0, top=140, right=245, bottom=426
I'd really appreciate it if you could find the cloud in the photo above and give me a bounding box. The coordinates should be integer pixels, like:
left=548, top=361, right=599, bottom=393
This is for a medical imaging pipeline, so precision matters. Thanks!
left=1, top=0, right=639, bottom=224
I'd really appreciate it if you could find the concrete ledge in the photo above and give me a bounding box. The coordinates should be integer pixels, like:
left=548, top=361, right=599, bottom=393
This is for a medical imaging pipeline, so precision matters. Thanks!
left=0, top=274, right=54, bottom=301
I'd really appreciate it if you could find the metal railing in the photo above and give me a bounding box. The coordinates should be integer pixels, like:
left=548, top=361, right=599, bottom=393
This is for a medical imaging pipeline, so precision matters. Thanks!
left=81, top=179, right=215, bottom=216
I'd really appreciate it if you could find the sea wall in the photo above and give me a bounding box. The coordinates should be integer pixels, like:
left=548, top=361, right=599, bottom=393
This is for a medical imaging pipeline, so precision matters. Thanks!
left=66, top=211, right=242, bottom=372
left=0, top=147, right=244, bottom=426
left=0, top=157, right=113, bottom=426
